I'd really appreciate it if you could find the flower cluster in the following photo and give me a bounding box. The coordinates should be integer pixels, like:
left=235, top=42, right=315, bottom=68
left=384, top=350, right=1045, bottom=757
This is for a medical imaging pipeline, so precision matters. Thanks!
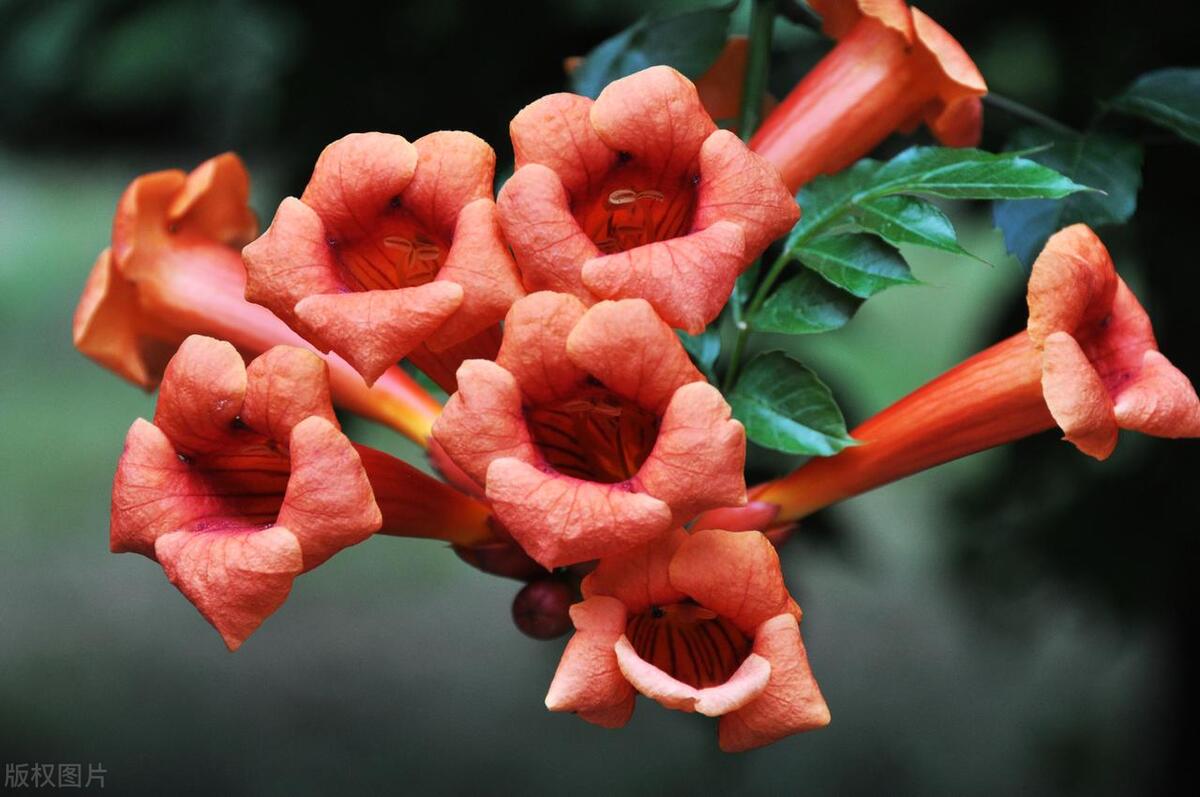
left=73, top=0, right=1198, bottom=753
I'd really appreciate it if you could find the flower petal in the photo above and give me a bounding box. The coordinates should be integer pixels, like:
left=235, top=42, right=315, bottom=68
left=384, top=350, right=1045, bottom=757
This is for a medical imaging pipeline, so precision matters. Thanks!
left=911, top=8, right=987, bottom=148
left=581, top=221, right=746, bottom=334
left=168, top=152, right=258, bottom=248
left=637, top=382, right=747, bottom=523
left=277, top=416, right=382, bottom=571
left=565, top=298, right=704, bottom=413
left=669, top=529, right=798, bottom=635
left=545, top=596, right=635, bottom=728
left=155, top=525, right=303, bottom=651
left=614, top=635, right=770, bottom=716
left=111, top=419, right=203, bottom=558
left=241, top=346, right=339, bottom=442
left=1113, top=350, right=1200, bottom=438
left=694, top=129, right=799, bottom=258
left=590, top=66, right=717, bottom=178
left=485, top=457, right=673, bottom=569
left=293, top=282, right=464, bottom=385
left=242, top=196, right=344, bottom=332
left=1027, top=224, right=1118, bottom=345
left=511, top=92, right=616, bottom=199
left=404, top=131, right=496, bottom=239
left=426, top=198, right=525, bottom=351
left=581, top=528, right=689, bottom=613
left=497, top=163, right=599, bottom=298
left=718, top=613, right=831, bottom=752
left=153, top=336, right=247, bottom=455
left=496, top=292, right=589, bottom=404
left=112, top=170, right=186, bottom=278
left=809, top=0, right=913, bottom=41
left=300, top=132, right=419, bottom=241
left=432, top=360, right=538, bottom=486
left=1041, top=331, right=1119, bottom=460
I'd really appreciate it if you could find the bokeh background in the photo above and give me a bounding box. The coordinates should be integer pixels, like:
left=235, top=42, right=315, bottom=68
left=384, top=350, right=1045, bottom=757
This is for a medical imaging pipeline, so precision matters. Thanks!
left=2, top=0, right=1197, bottom=794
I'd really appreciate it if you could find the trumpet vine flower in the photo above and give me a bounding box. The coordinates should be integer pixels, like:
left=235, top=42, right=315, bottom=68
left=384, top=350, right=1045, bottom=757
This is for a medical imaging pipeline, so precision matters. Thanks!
left=243, top=132, right=524, bottom=389
left=498, top=66, right=798, bottom=333
left=750, top=0, right=987, bottom=192
left=111, top=337, right=497, bottom=650
left=713, top=225, right=1200, bottom=526
left=73, top=154, right=442, bottom=445
left=432, top=292, right=747, bottom=568
left=545, top=528, right=830, bottom=752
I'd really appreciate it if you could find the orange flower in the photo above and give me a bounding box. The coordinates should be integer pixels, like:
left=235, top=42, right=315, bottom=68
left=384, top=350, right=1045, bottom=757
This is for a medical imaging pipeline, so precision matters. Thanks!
left=714, top=225, right=1200, bottom=526
left=73, top=154, right=442, bottom=445
left=242, top=132, right=524, bottom=388
left=750, top=0, right=987, bottom=192
left=111, top=337, right=496, bottom=650
left=545, top=528, right=830, bottom=752
left=432, top=292, right=747, bottom=568
left=498, top=66, right=798, bottom=333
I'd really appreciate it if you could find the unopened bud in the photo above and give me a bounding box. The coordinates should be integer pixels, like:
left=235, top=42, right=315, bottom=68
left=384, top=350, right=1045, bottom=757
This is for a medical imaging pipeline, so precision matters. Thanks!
left=512, top=579, right=573, bottom=640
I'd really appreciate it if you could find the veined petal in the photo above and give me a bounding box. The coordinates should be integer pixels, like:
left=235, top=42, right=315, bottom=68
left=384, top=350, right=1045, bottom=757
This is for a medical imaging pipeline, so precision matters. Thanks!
left=300, top=132, right=419, bottom=241
left=427, top=198, right=525, bottom=351
left=242, top=346, right=339, bottom=441
left=497, top=163, right=599, bottom=298
left=581, top=221, right=746, bottom=333
left=155, top=525, right=303, bottom=651
left=718, top=614, right=831, bottom=752
left=1041, top=331, right=1119, bottom=460
left=432, top=360, right=538, bottom=486
left=614, top=635, right=770, bottom=716
left=565, top=299, right=704, bottom=413
left=669, top=530, right=798, bottom=635
left=406, top=131, right=496, bottom=239
left=1113, top=350, right=1200, bottom=438
left=581, top=528, right=689, bottom=613
left=153, top=336, right=247, bottom=455
left=637, top=382, right=747, bottom=523
left=496, top=292, right=589, bottom=404
left=544, top=596, right=635, bottom=728
left=1027, top=224, right=1118, bottom=345
left=511, top=93, right=616, bottom=199
left=293, top=282, right=464, bottom=385
left=485, top=457, right=673, bottom=569
left=694, top=130, right=799, bottom=258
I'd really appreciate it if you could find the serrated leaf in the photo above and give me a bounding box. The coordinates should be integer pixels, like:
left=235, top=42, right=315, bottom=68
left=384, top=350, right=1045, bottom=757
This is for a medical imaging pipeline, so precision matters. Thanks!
left=1110, top=68, right=1200, bottom=145
left=853, top=195, right=973, bottom=256
left=992, top=128, right=1142, bottom=269
left=869, top=146, right=1091, bottom=199
left=569, top=4, right=733, bottom=99
left=753, top=269, right=862, bottom=334
left=793, top=233, right=915, bottom=298
left=729, top=352, right=855, bottom=456
left=787, top=158, right=881, bottom=245
left=677, top=327, right=721, bottom=382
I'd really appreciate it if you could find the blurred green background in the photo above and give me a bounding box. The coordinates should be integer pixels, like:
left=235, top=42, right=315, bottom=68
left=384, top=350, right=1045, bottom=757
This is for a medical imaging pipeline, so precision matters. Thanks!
left=1, top=1, right=1197, bottom=794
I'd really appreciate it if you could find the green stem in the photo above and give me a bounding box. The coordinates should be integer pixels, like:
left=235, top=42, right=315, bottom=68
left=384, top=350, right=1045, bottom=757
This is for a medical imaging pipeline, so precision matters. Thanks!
left=984, top=92, right=1081, bottom=138
left=722, top=0, right=776, bottom=392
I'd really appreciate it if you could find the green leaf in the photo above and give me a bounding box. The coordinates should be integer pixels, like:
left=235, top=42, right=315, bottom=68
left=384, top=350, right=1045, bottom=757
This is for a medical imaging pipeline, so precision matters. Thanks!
left=729, top=352, right=856, bottom=456
left=787, top=158, right=881, bottom=245
left=1110, top=68, right=1200, bottom=145
left=677, top=327, right=721, bottom=382
left=868, top=146, right=1092, bottom=199
left=793, top=233, right=916, bottom=298
left=992, top=127, right=1142, bottom=269
left=753, top=270, right=863, bottom=335
left=853, top=195, right=975, bottom=257
left=569, top=4, right=734, bottom=99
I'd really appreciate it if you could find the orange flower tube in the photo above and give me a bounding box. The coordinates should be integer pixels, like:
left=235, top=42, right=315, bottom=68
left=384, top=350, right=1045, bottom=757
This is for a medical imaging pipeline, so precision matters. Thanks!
left=702, top=225, right=1200, bottom=527
left=73, top=153, right=442, bottom=445
left=750, top=0, right=987, bottom=192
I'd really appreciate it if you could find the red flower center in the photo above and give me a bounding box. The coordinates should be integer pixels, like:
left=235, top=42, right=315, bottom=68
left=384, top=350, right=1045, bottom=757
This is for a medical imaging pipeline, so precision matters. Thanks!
left=524, top=384, right=660, bottom=484
left=626, top=601, right=751, bottom=688
left=174, top=424, right=291, bottom=532
left=574, top=162, right=697, bottom=255
left=329, top=207, right=447, bottom=291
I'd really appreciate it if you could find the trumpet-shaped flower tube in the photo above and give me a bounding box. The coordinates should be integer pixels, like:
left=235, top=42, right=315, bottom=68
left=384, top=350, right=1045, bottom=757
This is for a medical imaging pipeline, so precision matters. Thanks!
left=72, top=153, right=443, bottom=445
left=243, top=132, right=524, bottom=388
left=709, top=225, right=1200, bottom=526
left=432, top=292, right=747, bottom=568
left=498, top=66, right=798, bottom=333
left=545, top=528, right=829, bottom=752
left=750, top=0, right=987, bottom=192
left=111, top=337, right=497, bottom=650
